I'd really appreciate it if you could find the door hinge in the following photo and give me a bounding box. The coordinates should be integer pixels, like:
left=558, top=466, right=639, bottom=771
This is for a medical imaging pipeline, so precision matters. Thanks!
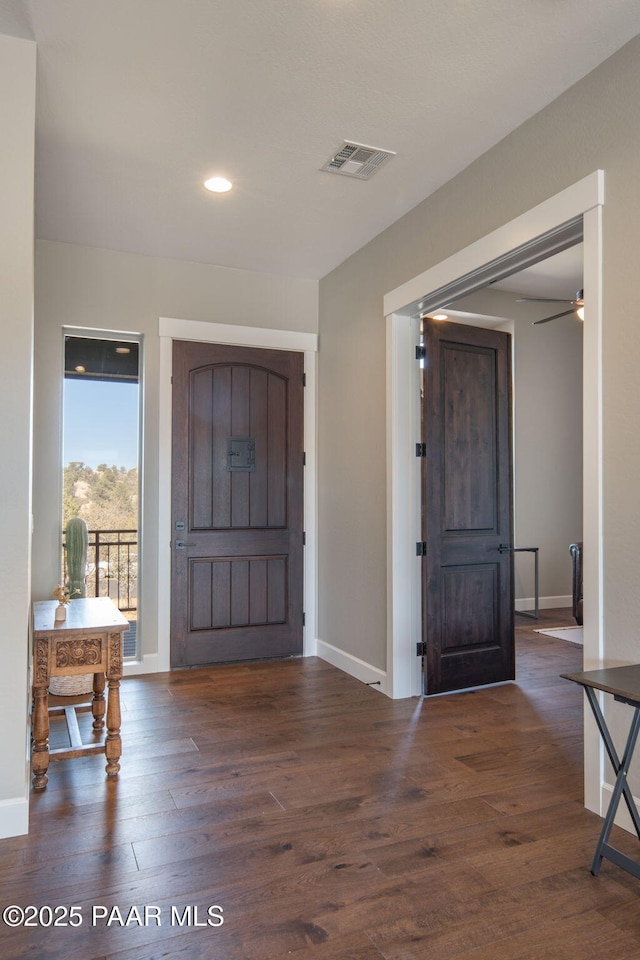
left=302, top=612, right=306, bottom=627
left=415, top=442, right=426, bottom=457
left=415, top=345, right=426, bottom=360
left=303, top=372, right=307, bottom=387
left=416, top=641, right=427, bottom=657
left=303, top=531, right=306, bottom=545
left=303, top=452, right=306, bottom=466
left=416, top=541, right=427, bottom=556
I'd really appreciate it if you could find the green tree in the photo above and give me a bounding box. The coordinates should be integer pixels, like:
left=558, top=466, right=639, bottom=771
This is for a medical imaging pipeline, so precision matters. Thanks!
left=63, top=463, right=138, bottom=531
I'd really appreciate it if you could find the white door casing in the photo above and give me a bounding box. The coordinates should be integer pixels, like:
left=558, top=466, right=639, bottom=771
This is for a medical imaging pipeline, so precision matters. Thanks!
left=384, top=171, right=604, bottom=816
left=156, top=317, right=318, bottom=674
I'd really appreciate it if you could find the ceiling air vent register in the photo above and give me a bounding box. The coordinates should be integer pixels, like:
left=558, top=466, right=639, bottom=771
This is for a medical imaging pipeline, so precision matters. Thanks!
left=322, top=142, right=396, bottom=180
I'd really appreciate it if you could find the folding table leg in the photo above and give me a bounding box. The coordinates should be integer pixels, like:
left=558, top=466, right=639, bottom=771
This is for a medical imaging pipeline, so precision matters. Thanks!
left=587, top=696, right=640, bottom=877
left=584, top=688, right=640, bottom=840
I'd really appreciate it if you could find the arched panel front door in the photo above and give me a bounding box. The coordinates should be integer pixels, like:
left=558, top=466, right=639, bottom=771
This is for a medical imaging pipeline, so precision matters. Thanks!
left=171, top=341, right=304, bottom=667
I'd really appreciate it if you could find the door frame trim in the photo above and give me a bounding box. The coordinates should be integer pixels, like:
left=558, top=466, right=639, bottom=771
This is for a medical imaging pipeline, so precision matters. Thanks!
left=384, top=171, right=604, bottom=816
left=157, top=317, right=318, bottom=671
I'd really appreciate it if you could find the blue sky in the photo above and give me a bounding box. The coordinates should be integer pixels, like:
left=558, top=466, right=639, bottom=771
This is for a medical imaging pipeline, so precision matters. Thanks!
left=64, top=379, right=139, bottom=470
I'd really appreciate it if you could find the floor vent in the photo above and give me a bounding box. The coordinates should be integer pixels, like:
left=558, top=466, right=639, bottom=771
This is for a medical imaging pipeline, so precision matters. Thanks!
left=321, top=141, right=396, bottom=180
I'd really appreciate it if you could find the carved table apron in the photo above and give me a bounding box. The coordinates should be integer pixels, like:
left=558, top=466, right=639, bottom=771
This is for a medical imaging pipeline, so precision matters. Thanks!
left=32, top=597, right=129, bottom=790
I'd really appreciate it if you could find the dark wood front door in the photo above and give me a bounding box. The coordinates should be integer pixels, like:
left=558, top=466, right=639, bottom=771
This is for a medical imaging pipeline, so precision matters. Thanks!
left=421, top=319, right=514, bottom=695
left=170, top=341, right=304, bottom=667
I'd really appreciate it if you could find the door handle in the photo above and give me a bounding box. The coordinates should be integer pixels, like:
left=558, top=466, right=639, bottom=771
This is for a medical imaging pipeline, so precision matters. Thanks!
left=174, top=540, right=196, bottom=549
left=497, top=544, right=513, bottom=554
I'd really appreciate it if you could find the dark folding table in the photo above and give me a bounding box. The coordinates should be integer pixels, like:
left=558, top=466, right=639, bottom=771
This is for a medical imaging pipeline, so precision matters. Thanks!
left=562, top=664, right=640, bottom=880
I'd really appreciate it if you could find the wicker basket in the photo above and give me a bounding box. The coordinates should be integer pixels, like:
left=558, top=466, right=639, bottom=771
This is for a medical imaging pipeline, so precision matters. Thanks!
left=48, top=674, right=94, bottom=696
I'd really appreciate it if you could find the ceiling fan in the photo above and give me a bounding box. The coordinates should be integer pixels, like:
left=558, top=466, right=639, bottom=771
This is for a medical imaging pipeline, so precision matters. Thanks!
left=517, top=289, right=584, bottom=325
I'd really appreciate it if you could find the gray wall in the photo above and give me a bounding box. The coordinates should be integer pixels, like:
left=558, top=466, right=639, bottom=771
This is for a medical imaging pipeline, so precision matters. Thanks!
left=452, top=286, right=584, bottom=607
left=512, top=302, right=583, bottom=606
left=33, top=240, right=318, bottom=665
left=0, top=33, right=36, bottom=835
left=318, top=36, right=640, bottom=672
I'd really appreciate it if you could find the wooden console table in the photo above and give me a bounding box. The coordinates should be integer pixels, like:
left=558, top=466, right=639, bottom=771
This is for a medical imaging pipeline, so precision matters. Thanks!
left=32, top=597, right=129, bottom=790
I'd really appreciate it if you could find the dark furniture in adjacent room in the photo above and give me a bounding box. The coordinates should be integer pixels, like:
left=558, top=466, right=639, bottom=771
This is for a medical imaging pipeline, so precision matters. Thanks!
left=570, top=541, right=583, bottom=626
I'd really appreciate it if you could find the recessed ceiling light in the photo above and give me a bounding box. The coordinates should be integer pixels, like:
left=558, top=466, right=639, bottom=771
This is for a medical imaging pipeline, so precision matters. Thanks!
left=115, top=347, right=131, bottom=354
left=204, top=177, right=233, bottom=193
left=74, top=365, right=86, bottom=373
left=430, top=313, right=449, bottom=321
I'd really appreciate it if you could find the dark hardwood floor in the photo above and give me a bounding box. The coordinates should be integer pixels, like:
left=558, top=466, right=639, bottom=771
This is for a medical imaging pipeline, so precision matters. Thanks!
left=3, top=608, right=640, bottom=959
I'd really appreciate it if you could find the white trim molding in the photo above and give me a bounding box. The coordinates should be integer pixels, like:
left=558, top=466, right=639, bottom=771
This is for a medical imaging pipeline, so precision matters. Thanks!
left=159, top=316, right=317, bottom=353
left=124, top=652, right=165, bottom=677
left=0, top=795, right=29, bottom=840
left=316, top=639, right=387, bottom=693
left=383, top=173, right=605, bottom=820
left=157, top=317, right=318, bottom=672
left=384, top=172, right=604, bottom=318
left=515, top=595, right=572, bottom=612
left=386, top=312, right=422, bottom=699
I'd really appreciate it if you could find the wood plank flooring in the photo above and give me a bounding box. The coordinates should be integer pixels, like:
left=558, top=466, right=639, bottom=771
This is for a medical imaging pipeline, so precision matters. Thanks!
left=2, top=608, right=640, bottom=959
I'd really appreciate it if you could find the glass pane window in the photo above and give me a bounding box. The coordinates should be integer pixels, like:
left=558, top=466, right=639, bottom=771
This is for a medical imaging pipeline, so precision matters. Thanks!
left=62, top=335, right=141, bottom=659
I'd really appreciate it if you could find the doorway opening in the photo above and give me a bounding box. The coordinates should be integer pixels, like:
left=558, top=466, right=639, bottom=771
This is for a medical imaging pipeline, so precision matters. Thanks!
left=62, top=333, right=142, bottom=659
left=416, top=241, right=584, bottom=694
left=384, top=170, right=603, bottom=814
left=493, top=245, right=583, bottom=632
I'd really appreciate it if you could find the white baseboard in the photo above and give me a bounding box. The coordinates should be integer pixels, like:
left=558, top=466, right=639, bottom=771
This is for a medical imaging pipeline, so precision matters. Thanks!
left=0, top=795, right=29, bottom=839
left=515, top=594, right=572, bottom=612
left=123, top=651, right=169, bottom=677
left=316, top=638, right=387, bottom=694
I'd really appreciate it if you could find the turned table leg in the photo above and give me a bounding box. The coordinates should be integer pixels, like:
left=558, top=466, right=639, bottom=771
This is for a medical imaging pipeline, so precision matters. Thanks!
left=92, top=671, right=106, bottom=730
left=105, top=632, right=122, bottom=777
left=32, top=685, right=50, bottom=790
left=32, top=638, right=50, bottom=790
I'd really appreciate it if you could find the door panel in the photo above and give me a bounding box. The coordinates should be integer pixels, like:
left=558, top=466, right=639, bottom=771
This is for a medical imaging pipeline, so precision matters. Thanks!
left=442, top=345, right=497, bottom=531
left=422, top=320, right=514, bottom=695
left=189, top=556, right=287, bottom=629
left=171, top=341, right=304, bottom=667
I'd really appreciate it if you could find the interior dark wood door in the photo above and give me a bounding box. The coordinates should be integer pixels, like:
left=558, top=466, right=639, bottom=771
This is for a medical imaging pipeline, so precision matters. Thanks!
left=421, top=319, right=514, bottom=695
left=171, top=341, right=304, bottom=667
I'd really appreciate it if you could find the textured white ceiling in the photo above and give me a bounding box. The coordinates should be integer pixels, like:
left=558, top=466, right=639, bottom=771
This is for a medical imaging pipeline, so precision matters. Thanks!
left=494, top=244, right=584, bottom=300
left=2, top=1, right=639, bottom=279
left=452, top=244, right=584, bottom=325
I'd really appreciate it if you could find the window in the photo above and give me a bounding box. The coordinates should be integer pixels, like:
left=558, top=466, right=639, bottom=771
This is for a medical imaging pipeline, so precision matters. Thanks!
left=62, top=334, right=141, bottom=659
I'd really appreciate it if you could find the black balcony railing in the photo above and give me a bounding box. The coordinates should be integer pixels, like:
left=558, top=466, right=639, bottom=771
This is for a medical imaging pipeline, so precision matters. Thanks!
left=63, top=528, right=138, bottom=613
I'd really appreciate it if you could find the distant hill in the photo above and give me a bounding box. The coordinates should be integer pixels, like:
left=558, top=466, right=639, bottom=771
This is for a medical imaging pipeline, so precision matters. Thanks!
left=64, top=462, right=138, bottom=531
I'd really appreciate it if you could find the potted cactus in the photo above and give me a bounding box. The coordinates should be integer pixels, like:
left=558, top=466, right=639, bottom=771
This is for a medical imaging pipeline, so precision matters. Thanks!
left=66, top=516, right=89, bottom=599
left=49, top=517, right=93, bottom=696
